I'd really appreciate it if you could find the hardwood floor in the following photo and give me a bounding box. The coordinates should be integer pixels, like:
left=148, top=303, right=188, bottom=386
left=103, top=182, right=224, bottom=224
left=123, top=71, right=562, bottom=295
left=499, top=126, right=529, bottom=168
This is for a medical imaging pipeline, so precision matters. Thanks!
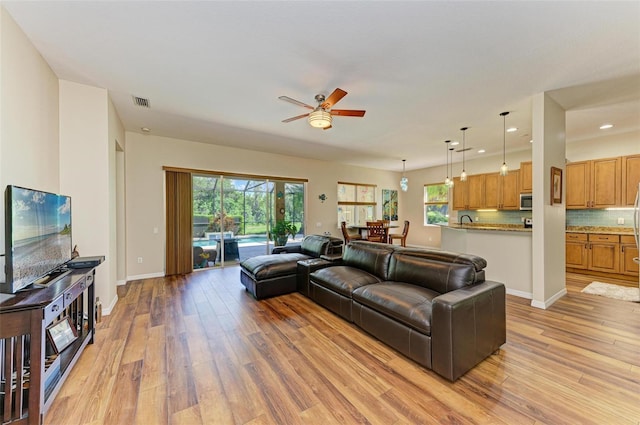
left=45, top=269, right=640, bottom=425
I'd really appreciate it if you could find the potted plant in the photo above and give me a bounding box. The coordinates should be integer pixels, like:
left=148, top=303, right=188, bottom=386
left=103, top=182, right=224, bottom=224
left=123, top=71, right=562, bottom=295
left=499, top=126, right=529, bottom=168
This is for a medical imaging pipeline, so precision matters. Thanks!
left=269, top=220, right=298, bottom=246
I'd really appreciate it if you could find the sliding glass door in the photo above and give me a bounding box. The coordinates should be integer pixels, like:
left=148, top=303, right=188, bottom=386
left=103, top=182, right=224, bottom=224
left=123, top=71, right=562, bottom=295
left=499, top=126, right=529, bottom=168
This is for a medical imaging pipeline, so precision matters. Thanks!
left=192, top=174, right=305, bottom=268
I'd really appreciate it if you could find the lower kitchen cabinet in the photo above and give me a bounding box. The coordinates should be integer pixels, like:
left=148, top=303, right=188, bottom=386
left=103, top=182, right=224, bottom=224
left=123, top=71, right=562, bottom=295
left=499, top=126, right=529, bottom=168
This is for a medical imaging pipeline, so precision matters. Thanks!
left=587, top=234, right=620, bottom=273
left=620, top=235, right=639, bottom=276
left=566, top=233, right=588, bottom=269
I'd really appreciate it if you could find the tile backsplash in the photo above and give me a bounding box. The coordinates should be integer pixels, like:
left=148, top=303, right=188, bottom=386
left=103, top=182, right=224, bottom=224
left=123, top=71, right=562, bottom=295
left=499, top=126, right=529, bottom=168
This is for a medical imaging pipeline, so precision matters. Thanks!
left=565, top=209, right=634, bottom=227
left=454, top=208, right=634, bottom=227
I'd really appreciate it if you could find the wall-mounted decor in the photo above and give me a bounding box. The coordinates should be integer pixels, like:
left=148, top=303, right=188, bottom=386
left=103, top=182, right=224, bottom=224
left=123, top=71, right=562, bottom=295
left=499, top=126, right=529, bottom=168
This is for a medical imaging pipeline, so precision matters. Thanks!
left=318, top=193, right=327, bottom=202
left=551, top=167, right=563, bottom=205
left=382, top=189, right=398, bottom=221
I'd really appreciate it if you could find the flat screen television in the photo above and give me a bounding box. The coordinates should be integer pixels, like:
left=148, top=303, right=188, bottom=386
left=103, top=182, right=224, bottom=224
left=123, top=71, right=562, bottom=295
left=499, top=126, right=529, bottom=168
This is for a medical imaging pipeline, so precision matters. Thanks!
left=1, top=185, right=72, bottom=293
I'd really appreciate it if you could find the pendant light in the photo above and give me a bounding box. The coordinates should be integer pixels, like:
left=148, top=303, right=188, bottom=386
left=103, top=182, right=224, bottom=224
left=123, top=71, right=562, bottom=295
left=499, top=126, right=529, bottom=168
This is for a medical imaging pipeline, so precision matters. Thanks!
left=448, top=147, right=455, bottom=187
left=444, top=140, right=451, bottom=187
left=499, top=112, right=509, bottom=176
left=400, top=159, right=408, bottom=192
left=460, top=127, right=468, bottom=181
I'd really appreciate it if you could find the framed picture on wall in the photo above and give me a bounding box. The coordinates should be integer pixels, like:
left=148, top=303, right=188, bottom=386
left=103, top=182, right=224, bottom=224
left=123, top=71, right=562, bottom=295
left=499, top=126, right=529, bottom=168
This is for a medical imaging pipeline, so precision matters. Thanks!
left=551, top=167, right=563, bottom=205
left=382, top=189, right=398, bottom=221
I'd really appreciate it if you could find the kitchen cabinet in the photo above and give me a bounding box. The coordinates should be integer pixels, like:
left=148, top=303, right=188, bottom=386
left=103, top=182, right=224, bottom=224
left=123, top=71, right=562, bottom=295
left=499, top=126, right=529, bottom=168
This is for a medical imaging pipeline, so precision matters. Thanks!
left=500, top=170, right=520, bottom=209
left=467, top=174, right=485, bottom=209
left=452, top=175, right=484, bottom=210
left=520, top=161, right=532, bottom=193
left=452, top=177, right=467, bottom=210
left=453, top=171, right=519, bottom=210
left=622, top=154, right=640, bottom=206
left=587, top=233, right=620, bottom=273
left=566, top=233, right=588, bottom=269
left=620, top=235, right=639, bottom=276
left=566, top=157, right=621, bottom=209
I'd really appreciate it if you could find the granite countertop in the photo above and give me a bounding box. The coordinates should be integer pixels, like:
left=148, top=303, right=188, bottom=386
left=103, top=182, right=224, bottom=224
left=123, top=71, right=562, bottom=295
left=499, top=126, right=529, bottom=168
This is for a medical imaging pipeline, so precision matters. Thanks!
left=566, top=226, right=634, bottom=235
left=441, top=224, right=634, bottom=235
left=442, top=223, right=532, bottom=232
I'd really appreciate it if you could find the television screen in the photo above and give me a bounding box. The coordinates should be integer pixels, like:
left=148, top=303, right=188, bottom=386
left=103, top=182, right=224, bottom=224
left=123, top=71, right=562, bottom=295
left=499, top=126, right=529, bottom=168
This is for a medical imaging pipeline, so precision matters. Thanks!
left=3, top=185, right=72, bottom=293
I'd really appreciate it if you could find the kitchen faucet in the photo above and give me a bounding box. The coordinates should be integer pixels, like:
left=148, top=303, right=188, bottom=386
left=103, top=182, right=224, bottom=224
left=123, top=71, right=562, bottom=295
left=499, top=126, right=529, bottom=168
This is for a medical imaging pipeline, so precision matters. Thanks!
left=459, top=214, right=473, bottom=225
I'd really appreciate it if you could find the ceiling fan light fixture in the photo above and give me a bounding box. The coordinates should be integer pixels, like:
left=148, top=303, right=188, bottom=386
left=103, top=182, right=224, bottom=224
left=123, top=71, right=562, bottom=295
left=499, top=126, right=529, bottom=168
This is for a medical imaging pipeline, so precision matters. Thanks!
left=307, top=109, right=332, bottom=128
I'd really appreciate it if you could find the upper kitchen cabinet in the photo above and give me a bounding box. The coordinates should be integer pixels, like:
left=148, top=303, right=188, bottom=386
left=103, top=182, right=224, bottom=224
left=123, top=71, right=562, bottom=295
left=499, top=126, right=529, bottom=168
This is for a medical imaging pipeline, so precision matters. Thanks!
left=566, top=157, right=621, bottom=209
left=454, top=171, right=519, bottom=210
left=452, top=174, right=484, bottom=210
left=622, top=154, right=640, bottom=206
left=452, top=177, right=467, bottom=210
left=520, top=161, right=532, bottom=193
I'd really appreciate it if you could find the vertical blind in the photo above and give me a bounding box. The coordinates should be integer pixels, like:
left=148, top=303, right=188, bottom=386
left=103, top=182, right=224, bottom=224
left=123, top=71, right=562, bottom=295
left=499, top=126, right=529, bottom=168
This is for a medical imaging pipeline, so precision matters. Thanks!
left=165, top=170, right=193, bottom=275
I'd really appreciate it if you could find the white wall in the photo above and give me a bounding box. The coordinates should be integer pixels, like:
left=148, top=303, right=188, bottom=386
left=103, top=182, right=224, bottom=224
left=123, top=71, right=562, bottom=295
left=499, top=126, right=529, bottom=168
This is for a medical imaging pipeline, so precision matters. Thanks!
left=59, top=80, right=116, bottom=311
left=124, top=132, right=400, bottom=278
left=0, top=7, right=59, bottom=278
left=531, top=93, right=567, bottom=309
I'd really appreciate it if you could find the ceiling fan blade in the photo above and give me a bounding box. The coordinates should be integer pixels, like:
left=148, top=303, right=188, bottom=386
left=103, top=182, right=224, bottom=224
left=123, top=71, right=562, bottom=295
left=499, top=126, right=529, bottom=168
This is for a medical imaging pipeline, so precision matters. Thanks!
left=282, top=113, right=309, bottom=123
left=330, top=109, right=366, bottom=117
left=323, top=125, right=333, bottom=130
left=321, top=88, right=348, bottom=109
left=279, top=96, right=314, bottom=110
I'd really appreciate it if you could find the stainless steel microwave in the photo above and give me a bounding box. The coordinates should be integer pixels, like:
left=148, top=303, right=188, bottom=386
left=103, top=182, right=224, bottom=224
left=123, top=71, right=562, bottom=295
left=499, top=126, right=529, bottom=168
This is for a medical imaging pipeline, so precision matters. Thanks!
left=520, top=193, right=533, bottom=210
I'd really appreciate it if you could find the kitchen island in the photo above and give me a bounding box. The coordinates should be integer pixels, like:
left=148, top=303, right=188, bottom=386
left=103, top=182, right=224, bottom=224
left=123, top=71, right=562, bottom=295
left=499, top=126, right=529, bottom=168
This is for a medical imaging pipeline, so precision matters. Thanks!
left=440, top=224, right=533, bottom=299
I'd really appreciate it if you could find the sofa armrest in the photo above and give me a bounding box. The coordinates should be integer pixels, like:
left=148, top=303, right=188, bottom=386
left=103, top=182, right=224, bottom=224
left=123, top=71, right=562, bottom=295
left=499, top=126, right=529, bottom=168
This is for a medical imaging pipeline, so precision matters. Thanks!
left=431, top=281, right=506, bottom=381
left=320, top=253, right=343, bottom=263
left=272, top=245, right=302, bottom=254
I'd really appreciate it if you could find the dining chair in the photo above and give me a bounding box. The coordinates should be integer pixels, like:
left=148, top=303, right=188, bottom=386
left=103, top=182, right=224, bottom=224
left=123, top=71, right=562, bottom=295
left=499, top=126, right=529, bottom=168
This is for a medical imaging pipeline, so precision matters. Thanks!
left=389, top=220, right=410, bottom=247
left=366, top=220, right=387, bottom=243
left=341, top=221, right=363, bottom=243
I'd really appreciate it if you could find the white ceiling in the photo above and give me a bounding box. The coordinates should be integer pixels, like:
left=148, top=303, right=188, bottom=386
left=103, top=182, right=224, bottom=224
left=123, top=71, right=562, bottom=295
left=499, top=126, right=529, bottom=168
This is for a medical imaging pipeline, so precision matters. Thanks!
left=4, top=1, right=640, bottom=172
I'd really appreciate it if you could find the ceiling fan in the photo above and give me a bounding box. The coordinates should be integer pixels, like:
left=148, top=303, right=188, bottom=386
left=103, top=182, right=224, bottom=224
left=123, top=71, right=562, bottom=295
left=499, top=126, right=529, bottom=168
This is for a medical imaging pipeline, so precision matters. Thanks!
left=279, top=88, right=366, bottom=130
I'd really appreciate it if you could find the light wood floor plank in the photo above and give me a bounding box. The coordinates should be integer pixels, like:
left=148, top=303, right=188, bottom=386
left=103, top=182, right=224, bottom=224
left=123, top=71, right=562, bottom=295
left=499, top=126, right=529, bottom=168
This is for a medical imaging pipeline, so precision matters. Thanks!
left=43, top=269, right=640, bottom=424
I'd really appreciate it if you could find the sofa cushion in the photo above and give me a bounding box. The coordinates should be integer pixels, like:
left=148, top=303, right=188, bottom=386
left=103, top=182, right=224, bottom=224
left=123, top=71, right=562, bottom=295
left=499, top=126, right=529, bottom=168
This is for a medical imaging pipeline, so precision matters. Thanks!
left=310, top=266, right=382, bottom=297
left=352, top=282, right=440, bottom=335
left=397, top=248, right=487, bottom=279
left=342, top=241, right=395, bottom=280
left=388, top=253, right=478, bottom=294
left=241, top=253, right=310, bottom=279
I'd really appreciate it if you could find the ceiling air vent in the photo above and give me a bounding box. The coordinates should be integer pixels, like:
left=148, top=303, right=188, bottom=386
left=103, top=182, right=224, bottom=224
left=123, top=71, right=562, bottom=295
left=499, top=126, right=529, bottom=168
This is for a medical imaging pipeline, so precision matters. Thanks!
left=132, top=96, right=150, bottom=108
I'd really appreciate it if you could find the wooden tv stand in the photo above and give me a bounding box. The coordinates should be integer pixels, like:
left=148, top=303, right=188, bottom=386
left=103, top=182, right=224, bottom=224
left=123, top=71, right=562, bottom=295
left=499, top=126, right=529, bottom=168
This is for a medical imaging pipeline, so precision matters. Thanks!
left=0, top=267, right=97, bottom=424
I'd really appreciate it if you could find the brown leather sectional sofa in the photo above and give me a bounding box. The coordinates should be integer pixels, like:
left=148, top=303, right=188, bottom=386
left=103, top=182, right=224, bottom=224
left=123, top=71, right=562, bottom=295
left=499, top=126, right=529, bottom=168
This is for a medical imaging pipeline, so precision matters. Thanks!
left=240, top=234, right=343, bottom=299
left=308, top=241, right=506, bottom=381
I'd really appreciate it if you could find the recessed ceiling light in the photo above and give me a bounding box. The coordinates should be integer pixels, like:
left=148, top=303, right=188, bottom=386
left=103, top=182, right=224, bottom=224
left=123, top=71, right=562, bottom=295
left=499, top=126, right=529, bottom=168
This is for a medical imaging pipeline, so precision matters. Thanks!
left=141, top=127, right=151, bottom=133
left=599, top=124, right=613, bottom=130
left=450, top=141, right=459, bottom=146
left=529, top=139, right=533, bottom=143
left=478, top=149, right=486, bottom=153
left=506, top=127, right=518, bottom=133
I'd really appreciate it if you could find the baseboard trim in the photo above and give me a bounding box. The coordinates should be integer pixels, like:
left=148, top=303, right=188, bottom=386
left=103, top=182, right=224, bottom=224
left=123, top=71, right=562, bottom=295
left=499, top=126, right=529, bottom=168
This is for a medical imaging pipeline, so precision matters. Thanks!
left=126, top=272, right=165, bottom=281
left=506, top=288, right=532, bottom=299
left=531, top=288, right=567, bottom=310
left=102, top=294, right=118, bottom=316
left=116, top=279, right=127, bottom=286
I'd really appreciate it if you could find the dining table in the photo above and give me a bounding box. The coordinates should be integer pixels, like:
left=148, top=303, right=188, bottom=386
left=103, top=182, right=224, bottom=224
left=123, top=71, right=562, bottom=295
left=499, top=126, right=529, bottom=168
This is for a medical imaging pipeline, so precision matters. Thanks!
left=348, top=224, right=399, bottom=240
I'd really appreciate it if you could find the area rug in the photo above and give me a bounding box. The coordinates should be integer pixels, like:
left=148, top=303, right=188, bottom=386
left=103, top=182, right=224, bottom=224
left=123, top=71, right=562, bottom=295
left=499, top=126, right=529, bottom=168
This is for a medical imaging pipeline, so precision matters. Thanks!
left=581, top=281, right=640, bottom=302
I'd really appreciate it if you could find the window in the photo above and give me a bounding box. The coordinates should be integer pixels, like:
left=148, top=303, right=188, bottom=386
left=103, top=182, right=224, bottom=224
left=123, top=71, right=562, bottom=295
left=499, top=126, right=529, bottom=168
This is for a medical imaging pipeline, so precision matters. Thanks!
left=424, top=183, right=449, bottom=225
left=337, top=182, right=377, bottom=226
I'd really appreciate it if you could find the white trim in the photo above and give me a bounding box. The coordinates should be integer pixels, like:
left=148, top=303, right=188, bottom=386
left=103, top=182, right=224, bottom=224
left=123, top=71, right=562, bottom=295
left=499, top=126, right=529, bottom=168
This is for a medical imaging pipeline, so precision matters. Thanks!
left=102, top=294, right=118, bottom=316
left=116, top=279, right=127, bottom=286
left=506, top=288, right=532, bottom=299
left=126, top=272, right=165, bottom=281
left=531, top=288, right=567, bottom=309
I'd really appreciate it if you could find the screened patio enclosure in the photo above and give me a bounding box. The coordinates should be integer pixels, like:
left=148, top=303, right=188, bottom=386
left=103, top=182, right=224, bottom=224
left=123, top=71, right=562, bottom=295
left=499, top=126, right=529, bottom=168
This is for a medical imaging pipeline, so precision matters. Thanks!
left=192, top=174, right=305, bottom=268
